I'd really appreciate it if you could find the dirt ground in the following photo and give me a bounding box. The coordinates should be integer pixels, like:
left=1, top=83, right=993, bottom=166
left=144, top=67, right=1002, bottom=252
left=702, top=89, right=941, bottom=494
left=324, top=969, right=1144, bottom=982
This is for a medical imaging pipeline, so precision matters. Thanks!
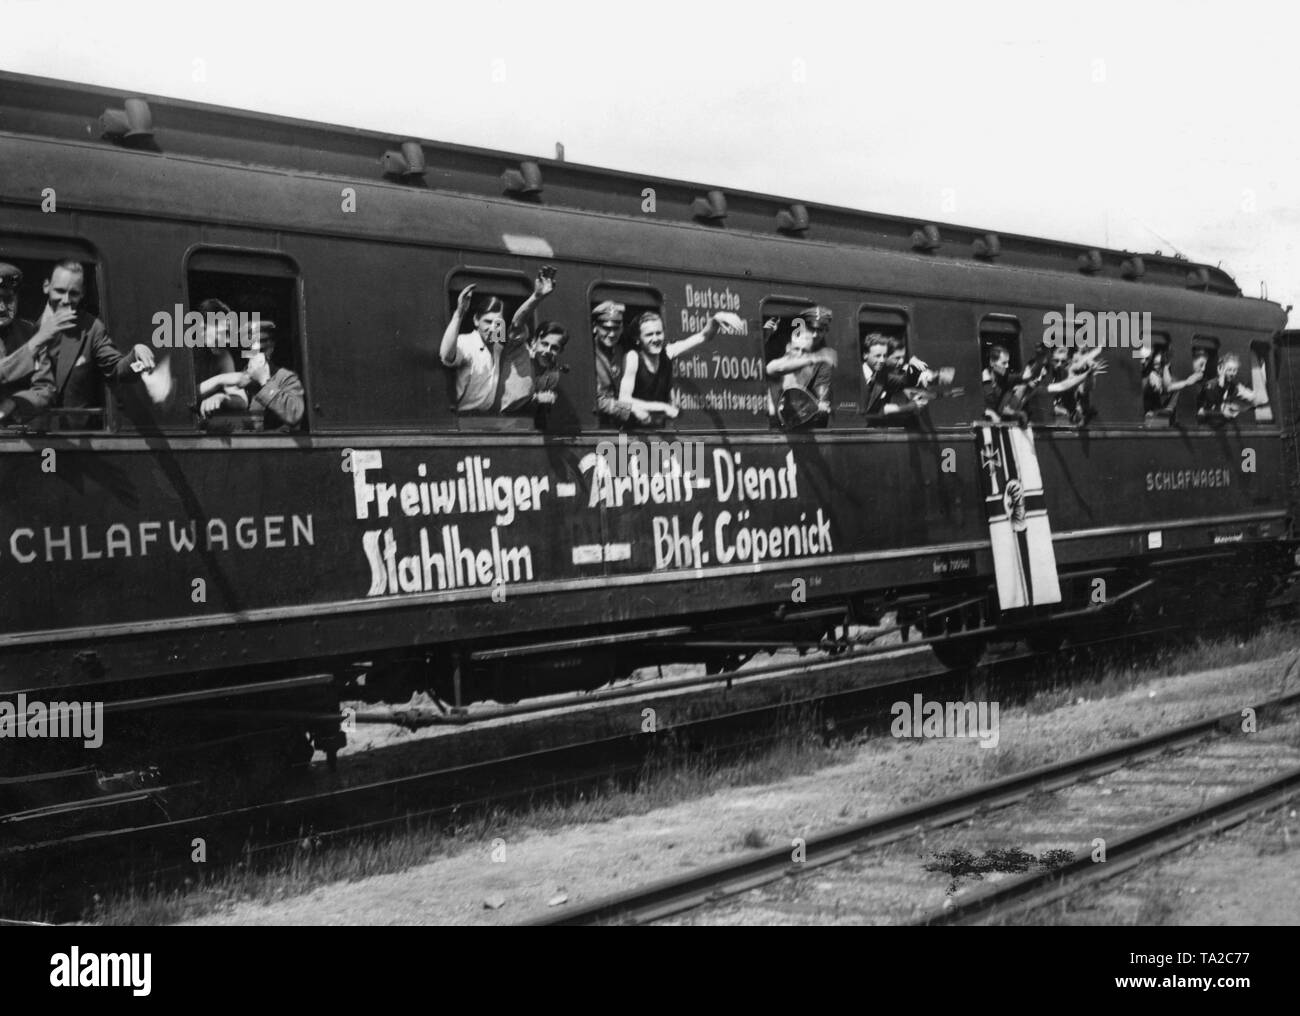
left=186, top=651, right=1300, bottom=926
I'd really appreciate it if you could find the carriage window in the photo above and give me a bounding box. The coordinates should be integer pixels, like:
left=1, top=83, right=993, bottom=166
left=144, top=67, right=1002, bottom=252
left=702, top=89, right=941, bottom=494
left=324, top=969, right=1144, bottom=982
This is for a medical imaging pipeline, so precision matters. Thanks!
left=1251, top=339, right=1273, bottom=423
left=443, top=270, right=536, bottom=429
left=0, top=244, right=107, bottom=433
left=858, top=306, right=908, bottom=422
left=760, top=297, right=817, bottom=429
left=979, top=314, right=1022, bottom=374
left=1139, top=332, right=1177, bottom=423
left=590, top=284, right=663, bottom=430
left=1191, top=335, right=1219, bottom=377
left=187, top=250, right=304, bottom=434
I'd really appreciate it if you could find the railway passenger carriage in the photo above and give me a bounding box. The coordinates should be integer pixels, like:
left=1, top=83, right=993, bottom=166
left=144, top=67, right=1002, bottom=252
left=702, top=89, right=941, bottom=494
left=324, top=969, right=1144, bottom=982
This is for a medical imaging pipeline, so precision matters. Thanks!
left=0, top=72, right=1294, bottom=769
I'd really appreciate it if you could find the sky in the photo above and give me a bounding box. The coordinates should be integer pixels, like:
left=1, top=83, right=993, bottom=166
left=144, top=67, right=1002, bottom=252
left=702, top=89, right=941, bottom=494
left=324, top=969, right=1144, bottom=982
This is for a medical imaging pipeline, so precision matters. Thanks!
left=5, top=0, right=1299, bottom=319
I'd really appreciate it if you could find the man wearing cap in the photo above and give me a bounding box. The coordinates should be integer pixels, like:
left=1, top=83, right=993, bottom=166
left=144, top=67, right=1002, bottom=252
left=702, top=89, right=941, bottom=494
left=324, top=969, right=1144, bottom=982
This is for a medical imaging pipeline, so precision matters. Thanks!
left=592, top=300, right=640, bottom=426
left=764, top=306, right=835, bottom=429
left=38, top=259, right=155, bottom=423
left=197, top=321, right=305, bottom=431
left=0, top=263, right=57, bottom=424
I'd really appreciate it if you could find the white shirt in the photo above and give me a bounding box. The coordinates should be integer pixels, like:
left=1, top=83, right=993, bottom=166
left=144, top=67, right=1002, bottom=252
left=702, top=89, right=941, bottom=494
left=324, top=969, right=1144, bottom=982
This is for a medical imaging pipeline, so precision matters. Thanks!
left=447, top=331, right=499, bottom=412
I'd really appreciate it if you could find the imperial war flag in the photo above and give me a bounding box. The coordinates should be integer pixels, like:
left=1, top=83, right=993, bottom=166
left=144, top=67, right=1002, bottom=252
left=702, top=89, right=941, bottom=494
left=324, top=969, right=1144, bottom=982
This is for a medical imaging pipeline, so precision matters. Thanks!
left=977, top=425, right=1061, bottom=610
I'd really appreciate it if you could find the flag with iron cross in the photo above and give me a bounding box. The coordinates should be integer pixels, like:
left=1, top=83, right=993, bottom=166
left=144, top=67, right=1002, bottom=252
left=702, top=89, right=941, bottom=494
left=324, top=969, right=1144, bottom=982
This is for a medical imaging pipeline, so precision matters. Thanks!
left=977, top=424, right=1061, bottom=610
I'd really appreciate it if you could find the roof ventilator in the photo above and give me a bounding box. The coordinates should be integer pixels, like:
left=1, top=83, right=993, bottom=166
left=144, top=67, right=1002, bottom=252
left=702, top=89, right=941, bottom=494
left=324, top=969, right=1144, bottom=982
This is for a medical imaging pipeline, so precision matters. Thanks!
left=911, top=224, right=941, bottom=252
left=99, top=97, right=153, bottom=143
left=692, top=190, right=728, bottom=223
left=502, top=161, right=543, bottom=197
left=776, top=203, right=809, bottom=234
left=972, top=233, right=1001, bottom=260
left=1077, top=249, right=1103, bottom=274
left=381, top=141, right=427, bottom=180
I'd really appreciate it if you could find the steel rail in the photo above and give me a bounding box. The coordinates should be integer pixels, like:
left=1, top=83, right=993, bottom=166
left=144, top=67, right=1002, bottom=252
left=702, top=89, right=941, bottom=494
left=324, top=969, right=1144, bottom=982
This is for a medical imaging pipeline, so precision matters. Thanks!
left=913, top=766, right=1300, bottom=926
left=524, top=685, right=1300, bottom=926
left=3, top=618, right=1290, bottom=920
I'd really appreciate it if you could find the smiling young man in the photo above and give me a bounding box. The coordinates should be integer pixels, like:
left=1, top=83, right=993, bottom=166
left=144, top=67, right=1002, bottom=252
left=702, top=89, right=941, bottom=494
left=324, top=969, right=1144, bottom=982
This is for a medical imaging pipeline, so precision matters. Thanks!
left=497, top=267, right=559, bottom=416
left=38, top=260, right=155, bottom=424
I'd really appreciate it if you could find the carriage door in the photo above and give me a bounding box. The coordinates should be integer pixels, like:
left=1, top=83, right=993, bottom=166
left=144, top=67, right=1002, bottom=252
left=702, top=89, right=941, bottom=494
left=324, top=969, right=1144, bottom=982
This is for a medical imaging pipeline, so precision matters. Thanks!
left=976, top=424, right=1062, bottom=610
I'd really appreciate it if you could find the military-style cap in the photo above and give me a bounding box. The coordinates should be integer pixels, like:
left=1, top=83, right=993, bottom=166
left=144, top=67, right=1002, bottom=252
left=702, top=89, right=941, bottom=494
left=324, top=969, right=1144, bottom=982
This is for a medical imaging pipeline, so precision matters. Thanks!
left=800, top=305, right=833, bottom=329
left=591, top=300, right=625, bottom=325
left=0, top=263, right=22, bottom=292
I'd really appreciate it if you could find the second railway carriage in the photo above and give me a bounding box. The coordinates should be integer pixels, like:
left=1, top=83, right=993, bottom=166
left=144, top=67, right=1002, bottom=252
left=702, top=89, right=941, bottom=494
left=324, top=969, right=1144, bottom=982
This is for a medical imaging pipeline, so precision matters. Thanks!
left=0, top=71, right=1294, bottom=755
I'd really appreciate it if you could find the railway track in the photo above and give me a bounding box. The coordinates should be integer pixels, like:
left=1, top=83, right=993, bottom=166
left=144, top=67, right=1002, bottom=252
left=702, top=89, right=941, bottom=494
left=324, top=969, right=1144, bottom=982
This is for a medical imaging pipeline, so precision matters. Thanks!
left=1, top=618, right=1289, bottom=922
left=0, top=640, right=988, bottom=918
left=527, top=685, right=1300, bottom=926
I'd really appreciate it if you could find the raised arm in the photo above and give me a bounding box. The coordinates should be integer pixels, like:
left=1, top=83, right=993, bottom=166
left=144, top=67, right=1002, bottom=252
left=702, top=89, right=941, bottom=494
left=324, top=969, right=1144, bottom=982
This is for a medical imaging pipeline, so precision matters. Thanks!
left=1166, top=368, right=1204, bottom=394
left=510, top=270, right=555, bottom=341
left=1047, top=359, right=1107, bottom=394
left=766, top=350, right=815, bottom=377
left=666, top=311, right=736, bottom=360
left=441, top=285, right=475, bottom=367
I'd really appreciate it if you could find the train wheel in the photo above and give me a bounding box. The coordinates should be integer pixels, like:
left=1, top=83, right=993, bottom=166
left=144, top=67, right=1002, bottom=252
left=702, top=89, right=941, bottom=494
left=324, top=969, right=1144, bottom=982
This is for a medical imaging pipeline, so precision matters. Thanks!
left=1025, top=627, right=1066, bottom=654
left=929, top=635, right=986, bottom=670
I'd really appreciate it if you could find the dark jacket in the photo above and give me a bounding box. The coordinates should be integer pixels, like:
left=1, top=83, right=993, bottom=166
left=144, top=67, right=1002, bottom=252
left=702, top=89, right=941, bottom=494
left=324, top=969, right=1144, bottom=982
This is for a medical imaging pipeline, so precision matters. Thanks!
left=248, top=366, right=305, bottom=431
left=50, top=311, right=139, bottom=410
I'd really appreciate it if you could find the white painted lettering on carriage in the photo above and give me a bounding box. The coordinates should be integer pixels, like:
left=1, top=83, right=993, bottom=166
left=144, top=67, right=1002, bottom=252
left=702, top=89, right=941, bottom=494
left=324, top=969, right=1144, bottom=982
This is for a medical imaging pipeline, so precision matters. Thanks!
left=1145, top=468, right=1232, bottom=491
left=349, top=446, right=836, bottom=592
left=352, top=451, right=541, bottom=596
left=890, top=695, right=1000, bottom=748
left=680, top=283, right=746, bottom=336
left=581, top=439, right=707, bottom=510
left=50, top=948, right=150, bottom=996
left=2, top=516, right=313, bottom=563
left=0, top=695, right=103, bottom=748
left=672, top=282, right=767, bottom=416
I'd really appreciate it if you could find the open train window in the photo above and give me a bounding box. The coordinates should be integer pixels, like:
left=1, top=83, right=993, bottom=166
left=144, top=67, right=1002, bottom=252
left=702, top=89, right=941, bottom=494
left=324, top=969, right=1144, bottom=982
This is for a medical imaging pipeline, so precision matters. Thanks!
left=759, top=297, right=818, bottom=428
left=0, top=240, right=109, bottom=433
left=186, top=249, right=305, bottom=434
left=442, top=269, right=535, bottom=430
left=1251, top=339, right=1274, bottom=423
left=979, top=314, right=1022, bottom=375
left=1138, top=331, right=1173, bottom=421
left=1191, top=335, right=1219, bottom=377
left=590, top=282, right=663, bottom=429
left=858, top=306, right=911, bottom=424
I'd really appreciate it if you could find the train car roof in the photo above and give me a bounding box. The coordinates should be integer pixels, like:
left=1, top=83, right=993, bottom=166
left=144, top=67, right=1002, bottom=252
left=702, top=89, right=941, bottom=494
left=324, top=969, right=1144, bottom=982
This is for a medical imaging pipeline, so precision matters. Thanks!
left=0, top=70, right=1250, bottom=298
